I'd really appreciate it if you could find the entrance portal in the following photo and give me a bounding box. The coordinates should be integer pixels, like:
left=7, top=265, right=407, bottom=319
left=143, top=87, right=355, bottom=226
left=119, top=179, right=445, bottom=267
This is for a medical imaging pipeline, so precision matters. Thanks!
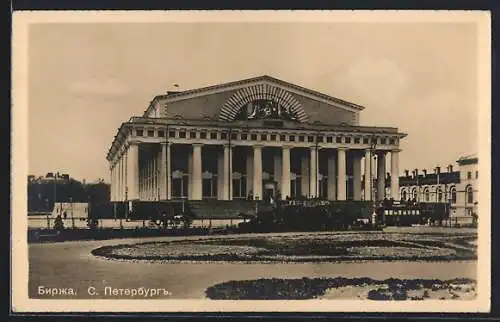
left=263, top=181, right=277, bottom=202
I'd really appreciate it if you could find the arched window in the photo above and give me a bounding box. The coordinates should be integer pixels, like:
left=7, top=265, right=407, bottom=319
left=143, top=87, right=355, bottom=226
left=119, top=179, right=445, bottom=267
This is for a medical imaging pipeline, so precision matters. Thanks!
left=437, top=187, right=443, bottom=202
left=412, top=188, right=417, bottom=200
left=450, top=187, right=457, bottom=204
left=401, top=189, right=407, bottom=201
left=466, top=186, right=474, bottom=204
left=424, top=188, right=430, bottom=202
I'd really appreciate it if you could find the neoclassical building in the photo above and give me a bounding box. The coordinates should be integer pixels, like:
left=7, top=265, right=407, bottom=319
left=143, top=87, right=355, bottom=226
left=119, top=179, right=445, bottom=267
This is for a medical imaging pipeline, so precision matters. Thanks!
left=106, top=76, right=406, bottom=204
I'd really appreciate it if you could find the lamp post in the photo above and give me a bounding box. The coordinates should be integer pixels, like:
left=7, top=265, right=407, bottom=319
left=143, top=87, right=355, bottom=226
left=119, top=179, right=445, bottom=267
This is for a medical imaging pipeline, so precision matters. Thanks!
left=315, top=129, right=321, bottom=199
left=369, top=135, right=378, bottom=226
left=69, top=196, right=74, bottom=229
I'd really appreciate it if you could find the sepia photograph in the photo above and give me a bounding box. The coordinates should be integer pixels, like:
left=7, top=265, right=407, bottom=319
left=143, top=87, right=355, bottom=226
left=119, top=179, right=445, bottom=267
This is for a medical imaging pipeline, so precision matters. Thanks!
left=11, top=10, right=491, bottom=313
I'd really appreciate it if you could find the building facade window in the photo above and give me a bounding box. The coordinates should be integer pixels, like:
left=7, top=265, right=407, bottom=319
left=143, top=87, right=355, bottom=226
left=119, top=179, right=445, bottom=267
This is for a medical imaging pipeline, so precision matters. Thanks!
left=210, top=132, right=217, bottom=140
left=280, top=135, right=286, bottom=141
left=412, top=188, right=417, bottom=200
left=147, top=130, right=155, bottom=137
left=136, top=129, right=144, bottom=137
left=190, top=132, right=197, bottom=139
left=401, top=189, right=407, bottom=201
left=424, top=188, right=430, bottom=202
left=467, top=171, right=472, bottom=180
left=169, top=131, right=175, bottom=138
left=437, top=188, right=443, bottom=202
left=475, top=170, right=478, bottom=179
left=450, top=187, right=457, bottom=203
left=327, top=136, right=333, bottom=143
left=466, top=186, right=473, bottom=204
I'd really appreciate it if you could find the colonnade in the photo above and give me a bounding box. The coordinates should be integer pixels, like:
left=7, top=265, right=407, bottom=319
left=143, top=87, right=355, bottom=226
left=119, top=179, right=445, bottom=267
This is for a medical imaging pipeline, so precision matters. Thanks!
left=110, top=142, right=400, bottom=202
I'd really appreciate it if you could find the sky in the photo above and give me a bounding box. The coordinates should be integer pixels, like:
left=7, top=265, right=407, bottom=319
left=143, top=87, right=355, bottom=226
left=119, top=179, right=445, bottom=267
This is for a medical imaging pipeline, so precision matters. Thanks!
left=27, top=20, right=479, bottom=183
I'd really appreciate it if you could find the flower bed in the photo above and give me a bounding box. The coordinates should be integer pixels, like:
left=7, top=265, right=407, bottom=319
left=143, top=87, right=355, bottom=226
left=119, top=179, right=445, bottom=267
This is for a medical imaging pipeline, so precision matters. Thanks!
left=91, top=230, right=477, bottom=263
left=204, top=277, right=477, bottom=300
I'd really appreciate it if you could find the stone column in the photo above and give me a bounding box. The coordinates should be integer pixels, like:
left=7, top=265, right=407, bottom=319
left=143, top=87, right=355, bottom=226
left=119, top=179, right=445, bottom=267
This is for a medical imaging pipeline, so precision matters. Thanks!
left=160, top=143, right=167, bottom=200
left=281, top=146, right=291, bottom=200
left=300, top=154, right=310, bottom=197
left=364, top=149, right=372, bottom=201
left=391, top=149, right=400, bottom=200
left=127, top=143, right=139, bottom=200
left=166, top=143, right=172, bottom=200
left=191, top=144, right=203, bottom=200
left=253, top=145, right=263, bottom=200
left=117, top=156, right=121, bottom=201
left=274, top=152, right=282, bottom=192
left=223, top=145, right=233, bottom=200
left=246, top=149, right=254, bottom=197
left=352, top=154, right=362, bottom=200
left=188, top=148, right=193, bottom=199
left=110, top=165, right=114, bottom=202
left=327, top=152, right=336, bottom=200
left=337, top=148, right=347, bottom=200
left=377, top=152, right=386, bottom=201
left=217, top=150, right=225, bottom=200
left=309, top=146, right=318, bottom=198
left=152, top=154, right=157, bottom=200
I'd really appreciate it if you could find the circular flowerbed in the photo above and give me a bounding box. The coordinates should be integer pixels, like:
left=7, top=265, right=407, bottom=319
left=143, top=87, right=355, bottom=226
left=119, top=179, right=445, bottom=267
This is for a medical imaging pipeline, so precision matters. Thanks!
left=92, top=231, right=477, bottom=263
left=205, top=277, right=477, bottom=300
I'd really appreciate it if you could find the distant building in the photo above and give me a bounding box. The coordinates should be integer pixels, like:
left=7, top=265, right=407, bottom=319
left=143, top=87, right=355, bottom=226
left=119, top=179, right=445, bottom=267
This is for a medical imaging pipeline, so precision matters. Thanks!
left=399, top=154, right=478, bottom=219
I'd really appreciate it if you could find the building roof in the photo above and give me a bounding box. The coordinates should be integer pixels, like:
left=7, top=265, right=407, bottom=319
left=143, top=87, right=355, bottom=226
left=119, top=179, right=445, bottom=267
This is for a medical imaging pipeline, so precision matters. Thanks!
left=399, top=171, right=461, bottom=186
left=457, top=153, right=478, bottom=165
left=146, top=75, right=366, bottom=115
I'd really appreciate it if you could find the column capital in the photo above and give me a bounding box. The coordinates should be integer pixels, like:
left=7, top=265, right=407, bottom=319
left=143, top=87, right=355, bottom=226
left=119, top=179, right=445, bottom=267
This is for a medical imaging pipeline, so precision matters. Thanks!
left=192, top=143, right=204, bottom=147
left=282, top=145, right=292, bottom=150
left=337, top=147, right=349, bottom=151
left=223, top=143, right=234, bottom=149
left=253, top=144, right=264, bottom=149
left=161, top=141, right=172, bottom=146
left=391, top=148, right=402, bottom=153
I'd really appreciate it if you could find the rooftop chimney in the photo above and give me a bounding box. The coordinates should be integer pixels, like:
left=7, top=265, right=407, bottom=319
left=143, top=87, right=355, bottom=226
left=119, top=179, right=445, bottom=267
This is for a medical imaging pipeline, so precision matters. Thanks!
left=404, top=170, right=409, bottom=177
left=435, top=166, right=441, bottom=174
left=422, top=169, right=427, bottom=176
left=448, top=164, right=453, bottom=172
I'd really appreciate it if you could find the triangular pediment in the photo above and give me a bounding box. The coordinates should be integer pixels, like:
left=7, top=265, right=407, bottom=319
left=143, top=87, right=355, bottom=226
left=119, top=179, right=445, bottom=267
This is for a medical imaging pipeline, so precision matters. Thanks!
left=153, top=75, right=364, bottom=116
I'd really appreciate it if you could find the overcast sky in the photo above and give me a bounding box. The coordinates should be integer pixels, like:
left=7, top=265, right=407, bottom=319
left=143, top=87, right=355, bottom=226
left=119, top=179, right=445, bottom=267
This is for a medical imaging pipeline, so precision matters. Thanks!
left=27, top=20, right=479, bottom=182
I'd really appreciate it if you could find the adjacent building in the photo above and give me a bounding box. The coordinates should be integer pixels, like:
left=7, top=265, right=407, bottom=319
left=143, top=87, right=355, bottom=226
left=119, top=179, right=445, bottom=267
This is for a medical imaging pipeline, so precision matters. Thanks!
left=399, top=154, right=479, bottom=220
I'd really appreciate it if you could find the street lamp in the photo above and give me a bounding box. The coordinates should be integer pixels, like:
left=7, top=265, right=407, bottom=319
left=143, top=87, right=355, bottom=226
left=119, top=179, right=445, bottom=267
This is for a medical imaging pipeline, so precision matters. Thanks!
left=369, top=135, right=378, bottom=226
left=69, top=196, right=74, bottom=229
